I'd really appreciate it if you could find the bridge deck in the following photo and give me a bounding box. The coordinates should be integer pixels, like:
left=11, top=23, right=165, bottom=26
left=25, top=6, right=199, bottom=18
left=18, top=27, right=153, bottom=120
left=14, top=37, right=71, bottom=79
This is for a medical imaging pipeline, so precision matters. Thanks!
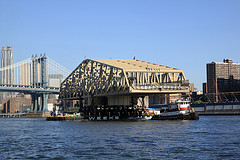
left=0, top=84, right=59, bottom=93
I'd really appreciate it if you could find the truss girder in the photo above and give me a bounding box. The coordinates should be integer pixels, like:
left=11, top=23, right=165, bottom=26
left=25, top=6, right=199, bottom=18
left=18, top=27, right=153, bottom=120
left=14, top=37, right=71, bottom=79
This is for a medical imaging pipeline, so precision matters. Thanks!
left=60, top=59, right=190, bottom=99
left=60, top=59, right=129, bottom=99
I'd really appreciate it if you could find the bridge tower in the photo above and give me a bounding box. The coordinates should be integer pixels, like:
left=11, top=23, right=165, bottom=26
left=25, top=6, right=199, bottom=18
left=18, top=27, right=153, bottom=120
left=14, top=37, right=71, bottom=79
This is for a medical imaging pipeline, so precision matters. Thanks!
left=31, top=54, right=48, bottom=111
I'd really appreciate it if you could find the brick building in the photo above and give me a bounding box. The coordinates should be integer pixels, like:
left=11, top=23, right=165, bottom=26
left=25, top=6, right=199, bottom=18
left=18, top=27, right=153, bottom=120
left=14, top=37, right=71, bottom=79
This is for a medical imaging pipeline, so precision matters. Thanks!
left=2, top=93, right=58, bottom=113
left=2, top=94, right=31, bottom=113
left=207, top=59, right=240, bottom=102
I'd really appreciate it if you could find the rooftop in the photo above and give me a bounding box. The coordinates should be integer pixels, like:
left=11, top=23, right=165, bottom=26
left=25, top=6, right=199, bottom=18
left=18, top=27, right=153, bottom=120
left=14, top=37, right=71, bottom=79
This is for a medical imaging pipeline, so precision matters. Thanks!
left=90, top=59, right=183, bottom=72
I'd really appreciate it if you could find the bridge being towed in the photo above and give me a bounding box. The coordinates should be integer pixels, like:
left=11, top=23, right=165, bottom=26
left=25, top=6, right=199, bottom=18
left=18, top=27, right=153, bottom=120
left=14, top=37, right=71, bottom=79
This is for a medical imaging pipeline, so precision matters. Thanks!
left=60, top=59, right=190, bottom=119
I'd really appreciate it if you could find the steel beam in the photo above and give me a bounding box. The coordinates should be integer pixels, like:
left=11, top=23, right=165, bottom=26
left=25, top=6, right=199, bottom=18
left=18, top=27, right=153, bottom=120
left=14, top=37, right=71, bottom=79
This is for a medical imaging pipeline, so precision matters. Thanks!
left=60, top=59, right=190, bottom=101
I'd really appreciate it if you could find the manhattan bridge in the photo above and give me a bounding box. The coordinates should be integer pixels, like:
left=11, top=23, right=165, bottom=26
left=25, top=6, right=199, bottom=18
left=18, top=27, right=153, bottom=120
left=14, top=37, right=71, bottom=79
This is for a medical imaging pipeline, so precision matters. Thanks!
left=0, top=54, right=70, bottom=111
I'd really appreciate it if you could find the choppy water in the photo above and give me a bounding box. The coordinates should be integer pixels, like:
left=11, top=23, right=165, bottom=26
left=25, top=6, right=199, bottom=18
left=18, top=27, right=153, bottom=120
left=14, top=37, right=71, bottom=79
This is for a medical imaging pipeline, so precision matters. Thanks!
left=0, top=116, right=240, bottom=159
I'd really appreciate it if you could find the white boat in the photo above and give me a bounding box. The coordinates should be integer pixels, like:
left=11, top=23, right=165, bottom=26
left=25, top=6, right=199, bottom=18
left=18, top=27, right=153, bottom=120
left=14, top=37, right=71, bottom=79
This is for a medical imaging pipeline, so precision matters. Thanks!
left=151, top=98, right=199, bottom=120
left=161, top=98, right=191, bottom=116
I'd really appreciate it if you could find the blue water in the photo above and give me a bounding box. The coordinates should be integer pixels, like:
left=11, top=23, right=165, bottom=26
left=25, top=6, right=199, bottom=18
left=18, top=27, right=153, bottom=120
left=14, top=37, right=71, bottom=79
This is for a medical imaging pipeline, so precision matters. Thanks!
left=0, top=116, right=240, bottom=159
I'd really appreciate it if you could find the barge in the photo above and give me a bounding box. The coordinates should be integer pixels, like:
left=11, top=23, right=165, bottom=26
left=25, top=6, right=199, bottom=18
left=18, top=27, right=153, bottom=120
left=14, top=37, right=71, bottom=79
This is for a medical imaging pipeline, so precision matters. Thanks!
left=46, top=99, right=199, bottom=121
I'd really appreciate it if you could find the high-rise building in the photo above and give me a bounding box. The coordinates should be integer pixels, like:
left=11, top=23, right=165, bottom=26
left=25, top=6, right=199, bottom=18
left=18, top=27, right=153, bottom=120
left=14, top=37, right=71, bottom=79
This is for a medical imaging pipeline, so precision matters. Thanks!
left=0, top=46, right=14, bottom=104
left=207, top=59, right=240, bottom=102
left=1, top=46, right=14, bottom=84
left=48, top=74, right=63, bottom=88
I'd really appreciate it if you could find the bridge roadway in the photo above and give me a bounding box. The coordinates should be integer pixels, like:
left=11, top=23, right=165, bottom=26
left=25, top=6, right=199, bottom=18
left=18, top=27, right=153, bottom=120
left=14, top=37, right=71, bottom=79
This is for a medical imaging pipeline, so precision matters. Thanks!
left=0, top=84, right=59, bottom=93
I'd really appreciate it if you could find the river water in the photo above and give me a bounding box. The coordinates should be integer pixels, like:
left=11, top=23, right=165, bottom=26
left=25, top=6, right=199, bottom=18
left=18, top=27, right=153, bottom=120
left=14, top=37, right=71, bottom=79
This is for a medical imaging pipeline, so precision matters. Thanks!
left=0, top=116, right=240, bottom=160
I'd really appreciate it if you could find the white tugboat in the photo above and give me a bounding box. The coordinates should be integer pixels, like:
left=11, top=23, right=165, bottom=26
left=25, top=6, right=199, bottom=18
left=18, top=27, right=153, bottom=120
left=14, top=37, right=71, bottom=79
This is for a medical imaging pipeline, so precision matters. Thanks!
left=151, top=98, right=199, bottom=120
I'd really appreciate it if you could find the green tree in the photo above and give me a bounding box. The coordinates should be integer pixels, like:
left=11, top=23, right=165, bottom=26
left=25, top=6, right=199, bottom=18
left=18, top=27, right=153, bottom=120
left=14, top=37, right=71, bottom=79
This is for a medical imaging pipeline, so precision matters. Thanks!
left=194, top=100, right=203, bottom=104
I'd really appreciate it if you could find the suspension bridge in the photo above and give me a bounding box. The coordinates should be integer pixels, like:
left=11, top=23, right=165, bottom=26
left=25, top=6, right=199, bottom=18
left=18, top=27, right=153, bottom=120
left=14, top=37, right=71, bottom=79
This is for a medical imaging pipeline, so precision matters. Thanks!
left=0, top=54, right=70, bottom=111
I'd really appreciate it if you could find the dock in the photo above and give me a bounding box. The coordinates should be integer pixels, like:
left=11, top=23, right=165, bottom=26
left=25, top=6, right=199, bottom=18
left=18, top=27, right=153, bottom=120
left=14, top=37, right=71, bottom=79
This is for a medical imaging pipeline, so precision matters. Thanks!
left=197, top=111, right=240, bottom=115
left=0, top=113, right=27, bottom=118
left=191, top=102, right=240, bottom=115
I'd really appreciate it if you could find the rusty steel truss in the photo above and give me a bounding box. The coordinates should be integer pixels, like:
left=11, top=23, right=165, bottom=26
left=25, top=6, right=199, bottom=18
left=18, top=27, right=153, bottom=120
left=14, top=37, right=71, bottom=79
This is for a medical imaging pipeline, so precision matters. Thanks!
left=60, top=59, right=189, bottom=100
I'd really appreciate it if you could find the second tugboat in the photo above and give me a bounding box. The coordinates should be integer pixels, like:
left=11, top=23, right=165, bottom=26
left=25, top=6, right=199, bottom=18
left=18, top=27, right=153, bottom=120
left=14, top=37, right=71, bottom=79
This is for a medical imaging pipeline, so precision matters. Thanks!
left=151, top=98, right=199, bottom=120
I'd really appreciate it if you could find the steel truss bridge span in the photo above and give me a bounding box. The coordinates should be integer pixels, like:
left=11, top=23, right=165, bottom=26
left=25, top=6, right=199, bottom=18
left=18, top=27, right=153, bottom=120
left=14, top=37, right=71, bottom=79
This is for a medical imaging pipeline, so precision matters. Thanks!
left=60, top=59, right=190, bottom=120
left=60, top=59, right=190, bottom=100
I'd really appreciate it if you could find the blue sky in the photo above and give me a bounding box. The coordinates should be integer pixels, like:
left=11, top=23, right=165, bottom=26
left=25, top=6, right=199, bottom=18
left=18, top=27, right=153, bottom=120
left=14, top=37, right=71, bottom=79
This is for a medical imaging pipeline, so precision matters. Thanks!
left=1, top=0, right=240, bottom=90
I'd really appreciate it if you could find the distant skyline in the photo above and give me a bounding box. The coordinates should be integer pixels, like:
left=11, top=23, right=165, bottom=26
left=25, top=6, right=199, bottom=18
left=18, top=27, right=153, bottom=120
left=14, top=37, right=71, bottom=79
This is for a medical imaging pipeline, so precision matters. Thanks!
left=1, top=0, right=240, bottom=90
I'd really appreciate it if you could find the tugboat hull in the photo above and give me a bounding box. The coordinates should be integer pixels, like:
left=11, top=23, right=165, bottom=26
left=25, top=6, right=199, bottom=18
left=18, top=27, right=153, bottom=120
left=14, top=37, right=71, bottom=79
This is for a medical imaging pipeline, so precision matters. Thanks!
left=151, top=112, right=199, bottom=120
